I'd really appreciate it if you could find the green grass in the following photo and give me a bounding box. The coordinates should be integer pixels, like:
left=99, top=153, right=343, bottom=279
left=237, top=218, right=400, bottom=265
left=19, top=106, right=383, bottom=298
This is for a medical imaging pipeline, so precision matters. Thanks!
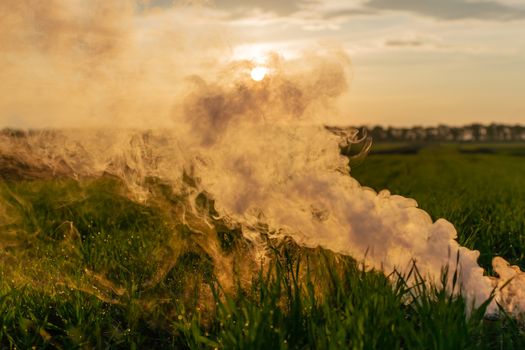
left=0, top=143, right=524, bottom=348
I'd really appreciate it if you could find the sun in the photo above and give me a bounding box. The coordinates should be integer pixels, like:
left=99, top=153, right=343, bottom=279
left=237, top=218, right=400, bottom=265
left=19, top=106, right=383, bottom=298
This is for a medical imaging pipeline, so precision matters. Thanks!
left=250, top=66, right=268, bottom=82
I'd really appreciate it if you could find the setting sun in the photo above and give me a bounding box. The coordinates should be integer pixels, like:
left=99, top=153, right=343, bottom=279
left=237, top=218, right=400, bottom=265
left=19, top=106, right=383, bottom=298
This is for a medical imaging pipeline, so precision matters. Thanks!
left=250, top=66, right=267, bottom=81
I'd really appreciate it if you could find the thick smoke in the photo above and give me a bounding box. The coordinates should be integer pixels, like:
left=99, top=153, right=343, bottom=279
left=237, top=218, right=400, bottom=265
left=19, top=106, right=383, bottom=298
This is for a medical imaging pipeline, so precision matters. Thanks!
left=1, top=0, right=524, bottom=317
left=0, top=0, right=227, bottom=128
left=177, top=57, right=525, bottom=316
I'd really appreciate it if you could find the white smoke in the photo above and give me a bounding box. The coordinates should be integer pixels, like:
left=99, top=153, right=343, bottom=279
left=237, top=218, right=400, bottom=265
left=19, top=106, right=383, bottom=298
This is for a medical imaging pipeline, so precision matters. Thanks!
left=169, top=53, right=525, bottom=316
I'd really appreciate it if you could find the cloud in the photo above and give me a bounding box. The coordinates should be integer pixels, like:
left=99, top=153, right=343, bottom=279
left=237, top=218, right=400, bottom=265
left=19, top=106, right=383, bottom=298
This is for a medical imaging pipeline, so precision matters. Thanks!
left=205, top=0, right=525, bottom=23
left=365, top=0, right=525, bottom=21
left=215, top=1, right=376, bottom=32
left=199, top=0, right=307, bottom=16
left=384, top=38, right=424, bottom=47
left=150, top=0, right=525, bottom=23
left=379, top=33, right=441, bottom=49
left=221, top=0, right=302, bottom=15
left=323, top=8, right=377, bottom=20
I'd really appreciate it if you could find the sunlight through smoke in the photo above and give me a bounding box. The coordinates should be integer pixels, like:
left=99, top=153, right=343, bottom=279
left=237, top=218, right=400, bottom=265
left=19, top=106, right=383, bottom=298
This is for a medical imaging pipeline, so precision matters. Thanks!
left=250, top=66, right=268, bottom=81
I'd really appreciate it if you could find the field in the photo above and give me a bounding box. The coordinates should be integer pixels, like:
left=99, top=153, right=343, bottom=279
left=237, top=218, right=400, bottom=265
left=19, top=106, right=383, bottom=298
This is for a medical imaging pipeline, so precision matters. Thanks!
left=1, top=142, right=524, bottom=349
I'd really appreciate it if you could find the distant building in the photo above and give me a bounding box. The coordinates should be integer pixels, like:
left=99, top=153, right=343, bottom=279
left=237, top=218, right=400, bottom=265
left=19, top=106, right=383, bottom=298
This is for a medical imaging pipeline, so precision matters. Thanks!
left=359, top=124, right=525, bottom=143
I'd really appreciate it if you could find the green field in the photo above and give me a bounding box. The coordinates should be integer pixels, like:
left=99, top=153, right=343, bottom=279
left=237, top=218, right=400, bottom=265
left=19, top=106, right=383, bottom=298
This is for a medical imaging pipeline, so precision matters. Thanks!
left=1, top=142, right=524, bottom=349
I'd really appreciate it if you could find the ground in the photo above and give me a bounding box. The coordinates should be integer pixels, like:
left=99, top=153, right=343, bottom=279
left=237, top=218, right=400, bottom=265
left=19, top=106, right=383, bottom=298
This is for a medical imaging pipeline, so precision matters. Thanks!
left=0, top=142, right=524, bottom=349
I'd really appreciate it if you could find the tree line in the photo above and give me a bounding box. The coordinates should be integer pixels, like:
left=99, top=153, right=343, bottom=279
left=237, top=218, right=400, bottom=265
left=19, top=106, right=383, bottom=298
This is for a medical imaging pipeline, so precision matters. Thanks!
left=359, top=123, right=525, bottom=142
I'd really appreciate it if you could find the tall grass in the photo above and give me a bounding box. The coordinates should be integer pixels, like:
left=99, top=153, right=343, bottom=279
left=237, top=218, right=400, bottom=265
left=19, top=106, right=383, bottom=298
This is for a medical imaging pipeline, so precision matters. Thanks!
left=1, top=240, right=523, bottom=349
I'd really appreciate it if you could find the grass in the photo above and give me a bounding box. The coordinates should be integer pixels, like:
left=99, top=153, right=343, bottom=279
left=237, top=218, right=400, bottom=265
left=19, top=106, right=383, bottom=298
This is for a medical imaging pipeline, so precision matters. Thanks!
left=0, top=142, right=524, bottom=348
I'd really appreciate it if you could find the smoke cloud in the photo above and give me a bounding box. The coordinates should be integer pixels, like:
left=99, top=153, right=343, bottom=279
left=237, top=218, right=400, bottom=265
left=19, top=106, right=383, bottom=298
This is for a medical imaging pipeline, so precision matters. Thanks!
left=0, top=0, right=231, bottom=128
left=1, top=0, right=524, bottom=318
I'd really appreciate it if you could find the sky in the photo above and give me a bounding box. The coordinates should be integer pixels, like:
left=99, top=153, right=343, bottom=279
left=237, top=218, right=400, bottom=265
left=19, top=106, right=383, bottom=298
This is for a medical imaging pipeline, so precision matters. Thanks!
left=172, top=0, right=525, bottom=126
left=0, top=0, right=524, bottom=127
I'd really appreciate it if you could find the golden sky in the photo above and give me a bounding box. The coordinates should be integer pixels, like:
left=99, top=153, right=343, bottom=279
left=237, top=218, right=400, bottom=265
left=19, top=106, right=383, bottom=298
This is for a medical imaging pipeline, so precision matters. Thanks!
left=203, top=0, right=525, bottom=126
left=1, top=0, right=524, bottom=127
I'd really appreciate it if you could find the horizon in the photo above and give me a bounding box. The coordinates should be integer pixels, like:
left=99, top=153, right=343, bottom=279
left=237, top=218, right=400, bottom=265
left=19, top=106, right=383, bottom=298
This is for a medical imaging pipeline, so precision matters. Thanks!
left=1, top=122, right=524, bottom=130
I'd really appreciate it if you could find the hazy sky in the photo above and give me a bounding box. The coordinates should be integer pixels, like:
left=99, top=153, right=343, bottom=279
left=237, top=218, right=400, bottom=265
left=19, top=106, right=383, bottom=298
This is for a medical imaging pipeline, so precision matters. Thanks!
left=1, top=0, right=524, bottom=127
left=166, top=0, right=525, bottom=126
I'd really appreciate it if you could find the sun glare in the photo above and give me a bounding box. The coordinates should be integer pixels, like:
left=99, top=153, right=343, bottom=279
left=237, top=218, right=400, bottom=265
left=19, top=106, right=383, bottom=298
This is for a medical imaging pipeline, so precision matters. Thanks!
left=250, top=66, right=267, bottom=82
